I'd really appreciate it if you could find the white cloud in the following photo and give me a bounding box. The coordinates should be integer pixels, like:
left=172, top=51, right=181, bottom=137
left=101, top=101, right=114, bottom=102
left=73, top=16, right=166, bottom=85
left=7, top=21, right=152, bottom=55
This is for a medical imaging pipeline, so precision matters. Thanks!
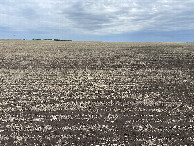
left=0, top=0, right=194, bottom=35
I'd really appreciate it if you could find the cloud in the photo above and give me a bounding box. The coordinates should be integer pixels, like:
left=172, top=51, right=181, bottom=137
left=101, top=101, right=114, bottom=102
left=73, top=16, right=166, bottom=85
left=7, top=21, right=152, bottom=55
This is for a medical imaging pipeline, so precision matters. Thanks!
left=0, top=0, right=194, bottom=36
left=59, top=0, right=194, bottom=34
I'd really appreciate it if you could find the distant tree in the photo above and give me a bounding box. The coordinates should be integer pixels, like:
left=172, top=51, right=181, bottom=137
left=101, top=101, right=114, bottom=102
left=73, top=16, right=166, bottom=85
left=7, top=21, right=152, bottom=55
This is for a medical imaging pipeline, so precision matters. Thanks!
left=32, top=38, right=41, bottom=40
left=44, top=39, right=52, bottom=40
left=54, top=39, right=72, bottom=41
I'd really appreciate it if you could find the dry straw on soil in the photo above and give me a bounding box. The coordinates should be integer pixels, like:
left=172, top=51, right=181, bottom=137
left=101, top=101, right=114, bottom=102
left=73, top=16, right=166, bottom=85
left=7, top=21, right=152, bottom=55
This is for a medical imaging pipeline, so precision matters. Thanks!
left=0, top=40, right=193, bottom=145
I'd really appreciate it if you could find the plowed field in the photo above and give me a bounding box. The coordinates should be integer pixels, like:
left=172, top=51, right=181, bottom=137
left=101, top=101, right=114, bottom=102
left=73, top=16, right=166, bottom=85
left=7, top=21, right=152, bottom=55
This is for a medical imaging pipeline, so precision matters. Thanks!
left=0, top=40, right=193, bottom=145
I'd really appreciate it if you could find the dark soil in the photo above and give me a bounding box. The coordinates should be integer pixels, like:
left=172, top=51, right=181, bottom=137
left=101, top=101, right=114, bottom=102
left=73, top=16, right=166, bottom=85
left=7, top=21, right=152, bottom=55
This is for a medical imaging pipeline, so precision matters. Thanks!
left=0, top=40, right=193, bottom=145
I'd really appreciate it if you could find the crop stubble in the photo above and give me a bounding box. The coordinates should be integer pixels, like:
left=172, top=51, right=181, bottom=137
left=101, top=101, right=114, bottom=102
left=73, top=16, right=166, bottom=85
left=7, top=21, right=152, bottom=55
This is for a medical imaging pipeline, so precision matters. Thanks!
left=0, top=40, right=193, bottom=145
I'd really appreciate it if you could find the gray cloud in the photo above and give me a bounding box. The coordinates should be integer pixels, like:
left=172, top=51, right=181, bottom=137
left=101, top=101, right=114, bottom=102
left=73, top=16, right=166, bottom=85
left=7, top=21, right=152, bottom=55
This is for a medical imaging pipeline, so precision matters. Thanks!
left=0, top=0, right=194, bottom=35
left=62, top=2, right=117, bottom=31
left=60, top=0, right=194, bottom=34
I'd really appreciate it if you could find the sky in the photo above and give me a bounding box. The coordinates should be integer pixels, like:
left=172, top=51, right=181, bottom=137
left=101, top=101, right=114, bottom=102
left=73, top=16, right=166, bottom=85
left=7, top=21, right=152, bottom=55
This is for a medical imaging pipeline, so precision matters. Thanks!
left=1, top=0, right=194, bottom=42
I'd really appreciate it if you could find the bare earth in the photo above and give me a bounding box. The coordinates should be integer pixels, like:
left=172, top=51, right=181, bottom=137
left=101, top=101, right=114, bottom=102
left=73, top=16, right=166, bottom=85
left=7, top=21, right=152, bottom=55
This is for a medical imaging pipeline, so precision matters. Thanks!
left=0, top=40, right=193, bottom=145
